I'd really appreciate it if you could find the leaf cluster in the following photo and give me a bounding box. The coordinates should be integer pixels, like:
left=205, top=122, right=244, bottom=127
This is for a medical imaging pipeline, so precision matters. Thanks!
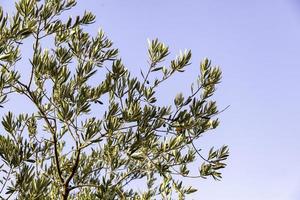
left=0, top=1, right=229, bottom=199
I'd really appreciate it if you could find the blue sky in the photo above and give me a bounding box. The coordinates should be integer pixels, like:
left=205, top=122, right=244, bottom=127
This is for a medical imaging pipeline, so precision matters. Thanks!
left=1, top=0, right=300, bottom=199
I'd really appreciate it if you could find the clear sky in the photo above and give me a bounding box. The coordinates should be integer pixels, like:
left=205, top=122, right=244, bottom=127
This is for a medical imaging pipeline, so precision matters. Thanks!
left=1, top=0, right=300, bottom=199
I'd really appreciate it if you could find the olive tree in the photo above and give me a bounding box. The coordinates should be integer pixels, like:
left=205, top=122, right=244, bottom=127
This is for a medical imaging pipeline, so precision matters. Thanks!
left=0, top=0, right=229, bottom=199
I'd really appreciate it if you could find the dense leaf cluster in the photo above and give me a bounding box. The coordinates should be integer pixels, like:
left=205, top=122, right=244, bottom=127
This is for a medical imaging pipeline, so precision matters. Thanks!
left=0, top=0, right=229, bottom=199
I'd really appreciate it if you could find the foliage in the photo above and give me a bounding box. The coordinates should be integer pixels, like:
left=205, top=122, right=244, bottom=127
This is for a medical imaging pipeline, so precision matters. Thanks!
left=0, top=0, right=229, bottom=199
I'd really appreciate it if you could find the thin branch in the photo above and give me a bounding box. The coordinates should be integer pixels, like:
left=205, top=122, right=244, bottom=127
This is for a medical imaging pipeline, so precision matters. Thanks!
left=0, top=167, right=12, bottom=195
left=25, top=89, right=64, bottom=184
left=28, top=20, right=41, bottom=88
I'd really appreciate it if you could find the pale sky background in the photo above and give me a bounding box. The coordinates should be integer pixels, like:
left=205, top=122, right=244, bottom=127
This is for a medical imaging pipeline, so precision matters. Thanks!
left=1, top=0, right=300, bottom=200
